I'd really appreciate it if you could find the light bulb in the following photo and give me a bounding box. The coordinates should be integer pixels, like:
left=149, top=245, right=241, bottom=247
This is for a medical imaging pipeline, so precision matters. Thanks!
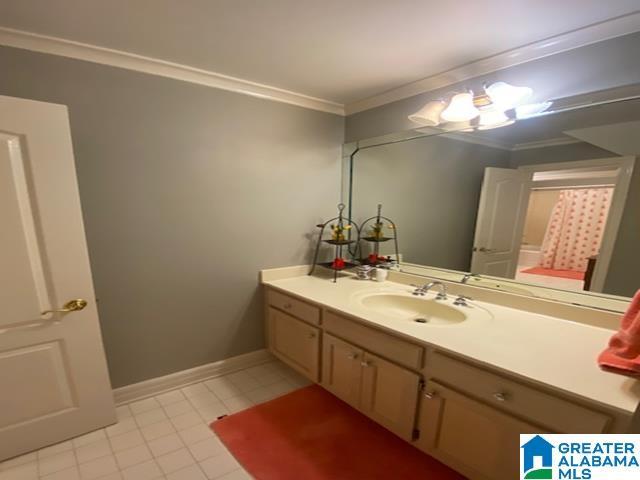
left=515, top=101, right=553, bottom=119
left=485, top=82, right=533, bottom=110
left=408, top=100, right=446, bottom=126
left=477, top=109, right=515, bottom=130
left=440, top=93, right=480, bottom=122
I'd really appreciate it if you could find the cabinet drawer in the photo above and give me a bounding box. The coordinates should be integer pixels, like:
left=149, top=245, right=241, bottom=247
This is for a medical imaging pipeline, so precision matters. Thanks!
left=267, top=289, right=320, bottom=325
left=429, top=351, right=610, bottom=433
left=324, top=310, right=423, bottom=370
left=417, top=380, right=544, bottom=480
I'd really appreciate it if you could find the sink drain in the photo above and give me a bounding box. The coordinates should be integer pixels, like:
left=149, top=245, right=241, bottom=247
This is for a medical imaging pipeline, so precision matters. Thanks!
left=414, top=318, right=429, bottom=323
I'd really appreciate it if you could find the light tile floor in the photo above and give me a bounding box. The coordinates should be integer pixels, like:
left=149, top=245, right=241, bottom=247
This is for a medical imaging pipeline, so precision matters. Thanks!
left=0, top=360, right=310, bottom=480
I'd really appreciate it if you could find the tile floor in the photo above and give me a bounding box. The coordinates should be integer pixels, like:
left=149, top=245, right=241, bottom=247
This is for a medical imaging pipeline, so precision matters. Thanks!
left=0, top=359, right=310, bottom=480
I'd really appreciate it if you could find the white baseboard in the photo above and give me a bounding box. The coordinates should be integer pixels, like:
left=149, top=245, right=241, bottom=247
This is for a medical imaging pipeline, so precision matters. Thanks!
left=112, top=349, right=273, bottom=405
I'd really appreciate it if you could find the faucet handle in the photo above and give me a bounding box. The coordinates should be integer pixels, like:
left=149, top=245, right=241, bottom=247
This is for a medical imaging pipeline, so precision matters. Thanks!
left=453, top=295, right=471, bottom=306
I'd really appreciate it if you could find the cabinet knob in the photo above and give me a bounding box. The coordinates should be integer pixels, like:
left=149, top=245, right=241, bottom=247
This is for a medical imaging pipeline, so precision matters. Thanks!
left=493, top=392, right=507, bottom=402
left=360, top=360, right=371, bottom=367
left=283, top=303, right=292, bottom=309
left=307, top=332, right=316, bottom=339
left=347, top=353, right=358, bottom=360
left=423, top=391, right=436, bottom=400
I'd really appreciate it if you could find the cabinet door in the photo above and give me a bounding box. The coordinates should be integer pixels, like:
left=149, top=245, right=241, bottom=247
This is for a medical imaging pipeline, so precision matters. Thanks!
left=322, top=333, right=363, bottom=407
left=416, top=381, right=545, bottom=480
left=267, top=307, right=320, bottom=381
left=360, top=352, right=420, bottom=440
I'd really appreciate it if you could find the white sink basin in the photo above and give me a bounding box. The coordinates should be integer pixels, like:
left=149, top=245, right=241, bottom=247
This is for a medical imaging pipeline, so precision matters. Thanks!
left=359, top=293, right=467, bottom=325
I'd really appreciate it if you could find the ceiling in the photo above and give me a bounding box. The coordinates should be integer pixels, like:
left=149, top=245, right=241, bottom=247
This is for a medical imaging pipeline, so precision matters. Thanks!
left=0, top=0, right=639, bottom=108
left=565, top=120, right=640, bottom=155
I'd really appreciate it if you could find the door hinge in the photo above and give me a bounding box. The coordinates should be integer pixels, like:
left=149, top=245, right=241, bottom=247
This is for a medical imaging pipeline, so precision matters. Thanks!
left=412, top=428, right=421, bottom=440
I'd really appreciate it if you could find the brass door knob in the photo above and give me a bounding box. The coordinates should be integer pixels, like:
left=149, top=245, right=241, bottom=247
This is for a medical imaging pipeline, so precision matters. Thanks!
left=42, top=299, right=88, bottom=315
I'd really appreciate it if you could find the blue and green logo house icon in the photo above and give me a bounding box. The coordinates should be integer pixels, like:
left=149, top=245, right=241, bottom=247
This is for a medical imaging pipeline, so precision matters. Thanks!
left=521, top=435, right=554, bottom=479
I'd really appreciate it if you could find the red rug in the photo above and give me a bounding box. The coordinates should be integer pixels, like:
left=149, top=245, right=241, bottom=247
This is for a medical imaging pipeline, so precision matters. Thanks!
left=211, top=385, right=464, bottom=480
left=520, top=267, right=585, bottom=280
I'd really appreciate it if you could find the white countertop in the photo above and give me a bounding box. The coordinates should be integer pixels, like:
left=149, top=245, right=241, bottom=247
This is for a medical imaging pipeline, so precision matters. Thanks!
left=263, top=270, right=640, bottom=415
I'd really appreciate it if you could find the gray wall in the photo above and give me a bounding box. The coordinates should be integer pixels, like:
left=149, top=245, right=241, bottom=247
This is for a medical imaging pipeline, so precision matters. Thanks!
left=346, top=32, right=640, bottom=142
left=605, top=163, right=640, bottom=297
left=0, top=46, right=344, bottom=387
left=352, top=136, right=510, bottom=270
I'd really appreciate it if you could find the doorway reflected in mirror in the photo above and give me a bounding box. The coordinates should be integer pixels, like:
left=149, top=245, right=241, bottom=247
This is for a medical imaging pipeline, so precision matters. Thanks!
left=346, top=92, right=640, bottom=305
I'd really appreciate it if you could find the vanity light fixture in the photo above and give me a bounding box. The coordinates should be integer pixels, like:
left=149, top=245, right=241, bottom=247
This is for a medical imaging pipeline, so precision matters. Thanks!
left=515, top=101, right=553, bottom=119
left=407, top=100, right=447, bottom=126
left=477, top=108, right=515, bottom=130
left=408, top=81, right=548, bottom=130
left=440, top=92, right=480, bottom=122
left=485, top=81, right=533, bottom=110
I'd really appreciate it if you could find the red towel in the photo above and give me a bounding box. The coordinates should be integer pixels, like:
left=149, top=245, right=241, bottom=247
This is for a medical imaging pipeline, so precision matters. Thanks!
left=598, top=290, right=640, bottom=377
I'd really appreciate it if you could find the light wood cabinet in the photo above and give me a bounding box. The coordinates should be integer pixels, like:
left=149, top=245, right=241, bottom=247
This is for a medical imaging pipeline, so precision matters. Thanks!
left=429, top=351, right=610, bottom=433
left=267, top=307, right=320, bottom=381
left=323, top=310, right=424, bottom=370
left=322, top=333, right=420, bottom=440
left=322, top=334, right=363, bottom=407
left=268, top=289, right=320, bottom=325
left=360, top=351, right=421, bottom=440
left=416, top=381, right=544, bottom=480
left=263, top=287, right=628, bottom=480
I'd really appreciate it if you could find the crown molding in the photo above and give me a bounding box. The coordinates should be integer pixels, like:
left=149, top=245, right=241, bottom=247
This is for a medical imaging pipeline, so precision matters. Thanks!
left=0, top=27, right=345, bottom=116
left=345, top=11, right=640, bottom=115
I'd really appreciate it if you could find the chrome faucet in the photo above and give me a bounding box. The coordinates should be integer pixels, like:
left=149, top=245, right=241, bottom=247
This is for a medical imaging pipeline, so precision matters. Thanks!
left=461, top=273, right=479, bottom=284
left=412, top=281, right=447, bottom=300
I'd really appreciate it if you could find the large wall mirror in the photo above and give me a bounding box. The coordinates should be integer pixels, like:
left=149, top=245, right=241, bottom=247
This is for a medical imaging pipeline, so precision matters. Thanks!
left=344, top=89, right=640, bottom=311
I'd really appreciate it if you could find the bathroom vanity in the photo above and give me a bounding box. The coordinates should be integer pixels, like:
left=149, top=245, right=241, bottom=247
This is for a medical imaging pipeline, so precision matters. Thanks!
left=261, top=266, right=638, bottom=480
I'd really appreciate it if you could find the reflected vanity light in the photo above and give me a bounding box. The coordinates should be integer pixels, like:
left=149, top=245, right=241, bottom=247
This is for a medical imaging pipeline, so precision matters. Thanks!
left=477, top=108, right=515, bottom=130
left=407, top=100, right=447, bottom=126
left=440, top=92, right=480, bottom=122
left=515, top=101, right=553, bottom=119
left=485, top=81, right=533, bottom=110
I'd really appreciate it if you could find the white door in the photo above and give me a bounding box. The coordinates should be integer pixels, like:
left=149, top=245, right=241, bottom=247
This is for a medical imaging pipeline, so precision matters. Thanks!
left=470, top=167, right=532, bottom=278
left=0, top=95, right=115, bottom=461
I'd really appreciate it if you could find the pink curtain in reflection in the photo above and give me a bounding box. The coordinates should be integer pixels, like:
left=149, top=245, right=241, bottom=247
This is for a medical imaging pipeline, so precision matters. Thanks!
left=540, top=188, right=613, bottom=272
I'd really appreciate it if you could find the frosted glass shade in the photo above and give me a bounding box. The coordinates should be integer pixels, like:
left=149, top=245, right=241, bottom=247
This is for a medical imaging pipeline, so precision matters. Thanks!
left=408, top=101, right=446, bottom=126
left=486, top=82, right=533, bottom=110
left=478, top=109, right=515, bottom=130
left=515, top=101, right=553, bottom=119
left=441, top=93, right=480, bottom=122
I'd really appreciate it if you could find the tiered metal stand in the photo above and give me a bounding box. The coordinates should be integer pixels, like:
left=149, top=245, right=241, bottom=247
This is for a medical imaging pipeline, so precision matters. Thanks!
left=309, top=203, right=361, bottom=283
left=358, top=204, right=400, bottom=266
